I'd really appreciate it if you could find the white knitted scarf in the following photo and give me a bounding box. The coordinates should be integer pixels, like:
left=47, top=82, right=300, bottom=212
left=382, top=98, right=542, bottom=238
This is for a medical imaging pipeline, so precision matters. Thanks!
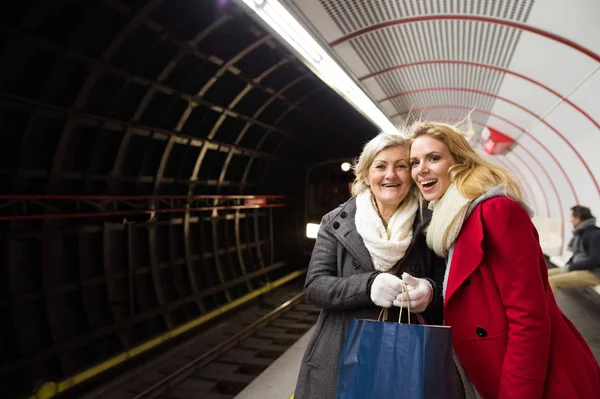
left=426, top=183, right=472, bottom=258
left=355, top=190, right=418, bottom=272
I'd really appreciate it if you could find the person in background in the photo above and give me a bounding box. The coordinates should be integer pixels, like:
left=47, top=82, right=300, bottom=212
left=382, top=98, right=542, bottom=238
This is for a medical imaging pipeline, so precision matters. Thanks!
left=407, top=121, right=600, bottom=399
left=548, top=205, right=600, bottom=293
left=293, top=131, right=447, bottom=399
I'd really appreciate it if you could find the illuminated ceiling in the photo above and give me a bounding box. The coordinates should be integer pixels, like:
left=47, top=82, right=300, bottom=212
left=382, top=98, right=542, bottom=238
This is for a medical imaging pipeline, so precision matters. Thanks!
left=245, top=0, right=600, bottom=251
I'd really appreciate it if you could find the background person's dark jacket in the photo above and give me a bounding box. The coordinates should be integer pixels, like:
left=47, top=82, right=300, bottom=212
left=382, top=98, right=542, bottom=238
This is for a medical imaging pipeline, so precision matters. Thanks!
left=567, top=221, right=600, bottom=278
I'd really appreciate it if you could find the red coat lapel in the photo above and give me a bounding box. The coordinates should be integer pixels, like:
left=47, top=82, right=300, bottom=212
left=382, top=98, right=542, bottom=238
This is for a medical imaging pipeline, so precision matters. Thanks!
left=445, top=205, right=485, bottom=304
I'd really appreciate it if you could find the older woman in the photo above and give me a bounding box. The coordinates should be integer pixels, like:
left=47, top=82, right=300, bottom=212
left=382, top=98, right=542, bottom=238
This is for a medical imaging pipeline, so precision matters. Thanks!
left=408, top=121, right=600, bottom=398
left=293, top=131, right=446, bottom=399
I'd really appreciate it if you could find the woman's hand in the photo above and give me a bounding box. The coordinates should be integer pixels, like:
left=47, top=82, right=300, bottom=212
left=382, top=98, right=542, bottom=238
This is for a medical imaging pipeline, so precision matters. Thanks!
left=394, top=273, right=433, bottom=313
left=370, top=273, right=405, bottom=307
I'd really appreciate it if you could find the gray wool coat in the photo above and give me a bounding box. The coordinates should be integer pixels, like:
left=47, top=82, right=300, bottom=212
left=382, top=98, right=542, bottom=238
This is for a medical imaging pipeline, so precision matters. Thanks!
left=293, top=196, right=446, bottom=399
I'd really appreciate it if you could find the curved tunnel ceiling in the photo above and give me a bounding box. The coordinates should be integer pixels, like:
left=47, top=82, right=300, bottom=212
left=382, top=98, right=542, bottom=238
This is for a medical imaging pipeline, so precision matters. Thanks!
left=1, top=0, right=599, bottom=397
left=0, top=0, right=375, bottom=199
left=281, top=0, right=600, bottom=251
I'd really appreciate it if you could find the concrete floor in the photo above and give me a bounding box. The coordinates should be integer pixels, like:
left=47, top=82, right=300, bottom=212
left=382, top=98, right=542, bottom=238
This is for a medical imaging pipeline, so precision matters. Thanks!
left=555, top=288, right=600, bottom=363
left=234, top=327, right=314, bottom=399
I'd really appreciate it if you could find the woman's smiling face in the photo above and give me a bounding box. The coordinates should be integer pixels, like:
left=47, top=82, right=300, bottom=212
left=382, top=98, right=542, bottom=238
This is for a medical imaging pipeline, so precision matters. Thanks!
left=410, top=135, right=456, bottom=201
left=366, top=145, right=412, bottom=214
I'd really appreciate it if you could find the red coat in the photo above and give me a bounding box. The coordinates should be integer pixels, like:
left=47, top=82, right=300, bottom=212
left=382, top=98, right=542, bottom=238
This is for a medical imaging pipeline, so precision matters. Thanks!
left=445, top=196, right=600, bottom=399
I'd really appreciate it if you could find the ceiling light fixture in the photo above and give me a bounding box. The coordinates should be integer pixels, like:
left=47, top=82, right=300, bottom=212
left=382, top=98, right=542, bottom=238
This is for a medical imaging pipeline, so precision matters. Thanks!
left=239, top=0, right=397, bottom=133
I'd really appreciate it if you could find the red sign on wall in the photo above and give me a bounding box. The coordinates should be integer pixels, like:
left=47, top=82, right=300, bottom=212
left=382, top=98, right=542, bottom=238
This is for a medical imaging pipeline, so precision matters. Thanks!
left=482, top=127, right=515, bottom=155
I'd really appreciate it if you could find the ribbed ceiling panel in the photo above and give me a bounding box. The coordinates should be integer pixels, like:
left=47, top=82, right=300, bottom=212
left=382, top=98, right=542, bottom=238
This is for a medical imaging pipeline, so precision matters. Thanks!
left=353, top=20, right=524, bottom=119
left=314, top=0, right=535, bottom=125
left=319, top=0, right=534, bottom=34
left=390, top=90, right=495, bottom=119
left=352, top=22, right=523, bottom=73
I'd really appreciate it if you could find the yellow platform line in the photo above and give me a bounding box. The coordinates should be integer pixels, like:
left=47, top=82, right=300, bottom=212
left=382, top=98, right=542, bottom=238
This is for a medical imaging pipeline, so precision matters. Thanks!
left=29, top=269, right=307, bottom=399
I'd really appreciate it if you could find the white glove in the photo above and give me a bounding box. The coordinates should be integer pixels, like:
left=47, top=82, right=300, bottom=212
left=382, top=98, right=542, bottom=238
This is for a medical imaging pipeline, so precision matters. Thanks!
left=370, top=273, right=405, bottom=308
left=393, top=273, right=433, bottom=313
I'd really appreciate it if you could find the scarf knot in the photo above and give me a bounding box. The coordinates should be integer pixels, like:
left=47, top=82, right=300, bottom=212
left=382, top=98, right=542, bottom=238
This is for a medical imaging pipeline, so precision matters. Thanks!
left=426, top=183, right=472, bottom=258
left=355, top=191, right=418, bottom=272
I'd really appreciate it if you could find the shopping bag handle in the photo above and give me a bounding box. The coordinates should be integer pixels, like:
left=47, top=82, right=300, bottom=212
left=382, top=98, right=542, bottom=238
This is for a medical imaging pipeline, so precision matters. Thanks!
left=377, top=283, right=411, bottom=324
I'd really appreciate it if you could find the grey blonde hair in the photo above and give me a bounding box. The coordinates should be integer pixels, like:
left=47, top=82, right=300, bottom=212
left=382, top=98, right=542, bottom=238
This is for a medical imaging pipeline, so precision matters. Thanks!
left=351, top=130, right=412, bottom=196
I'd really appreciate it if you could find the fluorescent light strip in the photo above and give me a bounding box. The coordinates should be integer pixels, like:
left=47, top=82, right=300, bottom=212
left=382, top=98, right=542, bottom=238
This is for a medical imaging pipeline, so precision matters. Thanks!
left=239, top=0, right=397, bottom=133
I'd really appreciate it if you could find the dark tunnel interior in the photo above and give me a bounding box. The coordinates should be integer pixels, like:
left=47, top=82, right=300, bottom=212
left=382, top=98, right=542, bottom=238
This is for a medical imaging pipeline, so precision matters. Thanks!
left=0, top=0, right=378, bottom=397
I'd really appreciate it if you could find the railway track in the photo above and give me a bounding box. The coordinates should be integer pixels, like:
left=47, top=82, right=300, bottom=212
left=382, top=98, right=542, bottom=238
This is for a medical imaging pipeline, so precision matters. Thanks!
left=74, top=283, right=319, bottom=399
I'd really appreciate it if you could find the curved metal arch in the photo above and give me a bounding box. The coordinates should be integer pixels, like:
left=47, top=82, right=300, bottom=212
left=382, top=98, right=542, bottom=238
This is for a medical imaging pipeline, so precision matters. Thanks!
left=0, top=21, right=293, bottom=190
left=486, top=133, right=565, bottom=249
left=102, top=0, right=165, bottom=60
left=101, top=222, right=132, bottom=349
left=2, top=94, right=282, bottom=183
left=511, top=148, right=565, bottom=248
left=46, top=0, right=166, bottom=194
left=2, top=22, right=299, bottom=189
left=144, top=137, right=205, bottom=315
left=197, top=35, right=271, bottom=97
left=217, top=75, right=311, bottom=190
left=252, top=209, right=267, bottom=270
left=212, top=61, right=293, bottom=189
left=493, top=156, right=540, bottom=215
left=0, top=1, right=111, bottom=371
left=158, top=24, right=316, bottom=122
left=151, top=56, right=292, bottom=198
left=139, top=3, right=317, bottom=120
left=502, top=151, right=550, bottom=216
left=329, top=15, right=600, bottom=65
left=236, top=73, right=310, bottom=144
left=436, top=115, right=553, bottom=218
left=177, top=65, right=310, bottom=192
left=165, top=36, right=279, bottom=310
left=388, top=88, right=598, bottom=194
left=240, top=87, right=324, bottom=189
left=131, top=15, right=240, bottom=195
left=506, top=137, right=565, bottom=245
left=359, top=60, right=600, bottom=133
left=434, top=115, right=548, bottom=217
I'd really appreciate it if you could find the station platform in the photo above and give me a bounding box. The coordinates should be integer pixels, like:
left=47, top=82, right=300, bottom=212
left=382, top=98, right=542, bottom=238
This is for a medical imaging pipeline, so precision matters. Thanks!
left=237, top=289, right=600, bottom=398
left=234, top=327, right=314, bottom=399
left=555, top=289, right=600, bottom=361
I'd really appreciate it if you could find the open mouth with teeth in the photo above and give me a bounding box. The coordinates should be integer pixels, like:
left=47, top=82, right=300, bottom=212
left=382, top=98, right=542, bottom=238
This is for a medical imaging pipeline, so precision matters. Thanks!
left=381, top=183, right=400, bottom=188
left=420, top=179, right=438, bottom=189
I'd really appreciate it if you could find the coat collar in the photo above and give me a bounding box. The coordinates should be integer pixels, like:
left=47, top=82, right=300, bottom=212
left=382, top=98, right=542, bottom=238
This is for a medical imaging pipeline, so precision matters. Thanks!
left=444, top=186, right=531, bottom=304
left=323, top=197, right=374, bottom=272
left=322, top=196, right=432, bottom=273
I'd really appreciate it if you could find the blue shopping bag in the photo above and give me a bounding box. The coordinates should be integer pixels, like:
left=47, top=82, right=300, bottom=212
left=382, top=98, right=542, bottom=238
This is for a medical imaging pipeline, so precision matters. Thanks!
left=335, top=307, right=453, bottom=399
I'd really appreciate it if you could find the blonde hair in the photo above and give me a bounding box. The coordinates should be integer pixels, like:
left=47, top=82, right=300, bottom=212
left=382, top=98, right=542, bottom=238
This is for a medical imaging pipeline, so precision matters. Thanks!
left=351, top=131, right=414, bottom=196
left=408, top=121, right=522, bottom=201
